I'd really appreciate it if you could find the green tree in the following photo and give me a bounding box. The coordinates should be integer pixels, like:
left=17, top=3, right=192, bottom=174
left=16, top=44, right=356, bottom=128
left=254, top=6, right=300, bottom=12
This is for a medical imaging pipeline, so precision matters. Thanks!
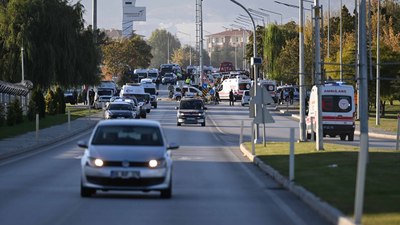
left=102, top=33, right=152, bottom=85
left=0, top=0, right=102, bottom=88
left=263, top=24, right=285, bottom=80
left=148, top=29, right=181, bottom=68
left=275, top=38, right=299, bottom=84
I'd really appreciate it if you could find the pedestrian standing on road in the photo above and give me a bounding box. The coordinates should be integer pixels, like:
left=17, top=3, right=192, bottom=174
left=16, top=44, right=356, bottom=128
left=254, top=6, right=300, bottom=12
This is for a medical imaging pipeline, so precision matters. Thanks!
left=289, top=89, right=294, bottom=105
left=215, top=91, right=220, bottom=104
left=280, top=90, right=284, bottom=105
left=229, top=89, right=234, bottom=106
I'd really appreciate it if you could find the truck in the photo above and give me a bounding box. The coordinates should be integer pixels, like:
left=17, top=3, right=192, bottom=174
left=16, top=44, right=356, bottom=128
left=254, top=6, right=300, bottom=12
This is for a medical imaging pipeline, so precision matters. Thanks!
left=306, top=82, right=356, bottom=141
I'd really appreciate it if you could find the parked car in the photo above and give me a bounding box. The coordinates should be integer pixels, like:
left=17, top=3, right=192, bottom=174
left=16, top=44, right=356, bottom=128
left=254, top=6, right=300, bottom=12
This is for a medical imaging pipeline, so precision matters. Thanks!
left=176, top=97, right=207, bottom=126
left=241, top=90, right=251, bottom=106
left=104, top=101, right=136, bottom=119
left=78, top=119, right=179, bottom=198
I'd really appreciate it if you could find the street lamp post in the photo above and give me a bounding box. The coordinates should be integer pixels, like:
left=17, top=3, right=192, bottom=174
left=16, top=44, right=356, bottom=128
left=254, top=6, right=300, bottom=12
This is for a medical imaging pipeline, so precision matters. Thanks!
left=230, top=0, right=260, bottom=143
left=259, top=8, right=283, bottom=25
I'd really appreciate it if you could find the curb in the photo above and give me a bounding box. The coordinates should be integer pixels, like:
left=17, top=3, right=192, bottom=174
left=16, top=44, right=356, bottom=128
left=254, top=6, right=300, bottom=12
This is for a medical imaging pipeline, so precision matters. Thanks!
left=239, top=144, right=355, bottom=225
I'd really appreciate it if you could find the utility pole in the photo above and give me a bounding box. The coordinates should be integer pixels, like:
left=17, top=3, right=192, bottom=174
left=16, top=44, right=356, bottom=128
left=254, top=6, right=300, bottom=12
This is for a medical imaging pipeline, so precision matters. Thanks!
left=376, top=0, right=381, bottom=125
left=21, top=46, right=25, bottom=82
left=340, top=0, right=343, bottom=81
left=92, top=0, right=97, bottom=43
left=314, top=0, right=324, bottom=150
left=299, top=0, right=306, bottom=142
left=354, top=0, right=369, bottom=223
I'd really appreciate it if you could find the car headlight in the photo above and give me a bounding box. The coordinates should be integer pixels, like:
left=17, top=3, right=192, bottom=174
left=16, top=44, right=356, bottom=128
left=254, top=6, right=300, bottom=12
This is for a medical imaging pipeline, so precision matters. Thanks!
left=87, top=157, right=104, bottom=167
left=148, top=159, right=166, bottom=168
left=198, top=113, right=204, bottom=116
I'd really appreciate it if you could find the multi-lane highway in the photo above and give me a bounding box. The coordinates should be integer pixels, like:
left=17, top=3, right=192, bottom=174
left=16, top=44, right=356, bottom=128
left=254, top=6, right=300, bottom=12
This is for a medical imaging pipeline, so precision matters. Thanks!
left=0, top=87, right=396, bottom=225
left=0, top=94, right=332, bottom=225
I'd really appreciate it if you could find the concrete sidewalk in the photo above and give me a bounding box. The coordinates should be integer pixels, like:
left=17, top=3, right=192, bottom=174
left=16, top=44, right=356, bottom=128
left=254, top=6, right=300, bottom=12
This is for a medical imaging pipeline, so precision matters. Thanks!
left=0, top=112, right=103, bottom=160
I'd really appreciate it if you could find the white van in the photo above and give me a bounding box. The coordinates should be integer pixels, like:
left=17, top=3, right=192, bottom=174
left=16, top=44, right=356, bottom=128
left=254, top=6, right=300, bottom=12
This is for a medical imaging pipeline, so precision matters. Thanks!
left=306, top=82, right=355, bottom=141
left=219, top=77, right=252, bottom=100
left=120, top=83, right=151, bottom=114
left=147, top=68, right=159, bottom=83
left=140, top=79, right=158, bottom=108
left=173, top=85, right=204, bottom=101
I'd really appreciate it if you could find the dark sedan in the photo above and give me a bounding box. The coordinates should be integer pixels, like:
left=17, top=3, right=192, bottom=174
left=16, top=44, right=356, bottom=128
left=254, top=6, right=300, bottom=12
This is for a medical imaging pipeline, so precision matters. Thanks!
left=104, top=102, right=136, bottom=119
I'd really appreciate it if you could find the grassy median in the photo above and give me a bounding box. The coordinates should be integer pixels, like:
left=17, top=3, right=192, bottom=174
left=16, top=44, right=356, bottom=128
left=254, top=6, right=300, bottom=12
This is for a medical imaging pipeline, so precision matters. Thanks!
left=243, top=142, right=400, bottom=225
left=0, top=106, right=100, bottom=140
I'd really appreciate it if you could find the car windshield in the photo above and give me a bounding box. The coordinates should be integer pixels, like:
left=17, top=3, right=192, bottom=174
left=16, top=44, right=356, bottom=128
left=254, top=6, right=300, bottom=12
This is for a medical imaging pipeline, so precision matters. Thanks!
left=144, top=88, right=156, bottom=95
left=91, top=125, right=163, bottom=146
left=180, top=100, right=203, bottom=109
left=133, top=94, right=149, bottom=102
left=108, top=104, right=131, bottom=110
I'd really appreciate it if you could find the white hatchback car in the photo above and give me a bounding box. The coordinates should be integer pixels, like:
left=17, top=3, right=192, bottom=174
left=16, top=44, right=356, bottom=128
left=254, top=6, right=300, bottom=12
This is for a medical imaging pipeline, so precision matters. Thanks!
left=78, top=119, right=179, bottom=198
left=241, top=90, right=251, bottom=106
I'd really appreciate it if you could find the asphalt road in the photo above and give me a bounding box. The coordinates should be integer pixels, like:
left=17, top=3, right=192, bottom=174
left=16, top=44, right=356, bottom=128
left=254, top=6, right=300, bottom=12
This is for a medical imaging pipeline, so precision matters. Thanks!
left=0, top=98, right=332, bottom=225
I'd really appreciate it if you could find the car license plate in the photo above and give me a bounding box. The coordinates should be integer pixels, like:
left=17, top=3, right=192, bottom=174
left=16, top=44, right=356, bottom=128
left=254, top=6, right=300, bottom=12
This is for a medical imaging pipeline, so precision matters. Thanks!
left=187, top=117, right=195, bottom=120
left=111, top=171, right=140, bottom=179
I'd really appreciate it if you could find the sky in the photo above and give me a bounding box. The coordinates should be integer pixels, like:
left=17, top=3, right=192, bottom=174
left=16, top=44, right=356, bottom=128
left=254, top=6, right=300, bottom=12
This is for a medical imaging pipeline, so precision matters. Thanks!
left=70, top=0, right=356, bottom=46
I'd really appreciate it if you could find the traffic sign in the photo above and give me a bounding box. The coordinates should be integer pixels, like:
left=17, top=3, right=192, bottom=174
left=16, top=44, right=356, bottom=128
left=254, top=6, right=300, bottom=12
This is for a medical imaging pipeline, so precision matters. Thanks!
left=251, top=85, right=275, bottom=105
left=253, top=105, right=275, bottom=124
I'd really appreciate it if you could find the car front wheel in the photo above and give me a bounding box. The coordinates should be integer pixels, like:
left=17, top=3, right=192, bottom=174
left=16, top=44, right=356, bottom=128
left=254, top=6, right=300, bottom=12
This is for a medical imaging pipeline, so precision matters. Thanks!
left=81, top=182, right=96, bottom=197
left=160, top=179, right=172, bottom=199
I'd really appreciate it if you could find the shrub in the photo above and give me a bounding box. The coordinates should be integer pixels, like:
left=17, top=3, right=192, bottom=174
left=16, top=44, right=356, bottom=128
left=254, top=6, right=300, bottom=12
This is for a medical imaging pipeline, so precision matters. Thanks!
left=45, top=89, right=57, bottom=115
left=27, top=98, right=37, bottom=121
left=0, top=103, right=5, bottom=126
left=13, top=99, right=23, bottom=124
left=6, top=99, right=23, bottom=126
left=31, top=87, right=46, bottom=119
left=6, top=103, right=15, bottom=126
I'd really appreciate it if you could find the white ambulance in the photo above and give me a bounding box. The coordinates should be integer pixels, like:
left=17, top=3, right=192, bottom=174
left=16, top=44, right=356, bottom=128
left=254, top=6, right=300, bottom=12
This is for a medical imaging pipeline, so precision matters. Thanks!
left=218, top=76, right=252, bottom=100
left=306, top=82, right=356, bottom=141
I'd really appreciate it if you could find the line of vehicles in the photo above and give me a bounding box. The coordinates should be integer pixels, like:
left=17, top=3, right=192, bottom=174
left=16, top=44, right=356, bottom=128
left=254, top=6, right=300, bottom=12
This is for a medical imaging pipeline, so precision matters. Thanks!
left=77, top=59, right=357, bottom=199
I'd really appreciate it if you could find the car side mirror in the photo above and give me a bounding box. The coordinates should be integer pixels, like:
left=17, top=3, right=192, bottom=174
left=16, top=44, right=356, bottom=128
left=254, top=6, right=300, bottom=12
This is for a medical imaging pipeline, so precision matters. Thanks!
left=167, top=142, right=180, bottom=150
left=77, top=140, right=88, bottom=148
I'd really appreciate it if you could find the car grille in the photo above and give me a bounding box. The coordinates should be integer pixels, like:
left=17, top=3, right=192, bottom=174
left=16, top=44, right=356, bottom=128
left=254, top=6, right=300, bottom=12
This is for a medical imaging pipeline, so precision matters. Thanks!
left=87, top=176, right=165, bottom=187
left=103, top=161, right=149, bottom=167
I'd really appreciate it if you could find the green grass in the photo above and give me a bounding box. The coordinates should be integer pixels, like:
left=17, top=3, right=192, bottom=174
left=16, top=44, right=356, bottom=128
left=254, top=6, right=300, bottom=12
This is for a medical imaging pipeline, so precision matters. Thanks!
left=0, top=106, right=100, bottom=140
left=364, top=101, right=400, bottom=133
left=243, top=142, right=400, bottom=225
